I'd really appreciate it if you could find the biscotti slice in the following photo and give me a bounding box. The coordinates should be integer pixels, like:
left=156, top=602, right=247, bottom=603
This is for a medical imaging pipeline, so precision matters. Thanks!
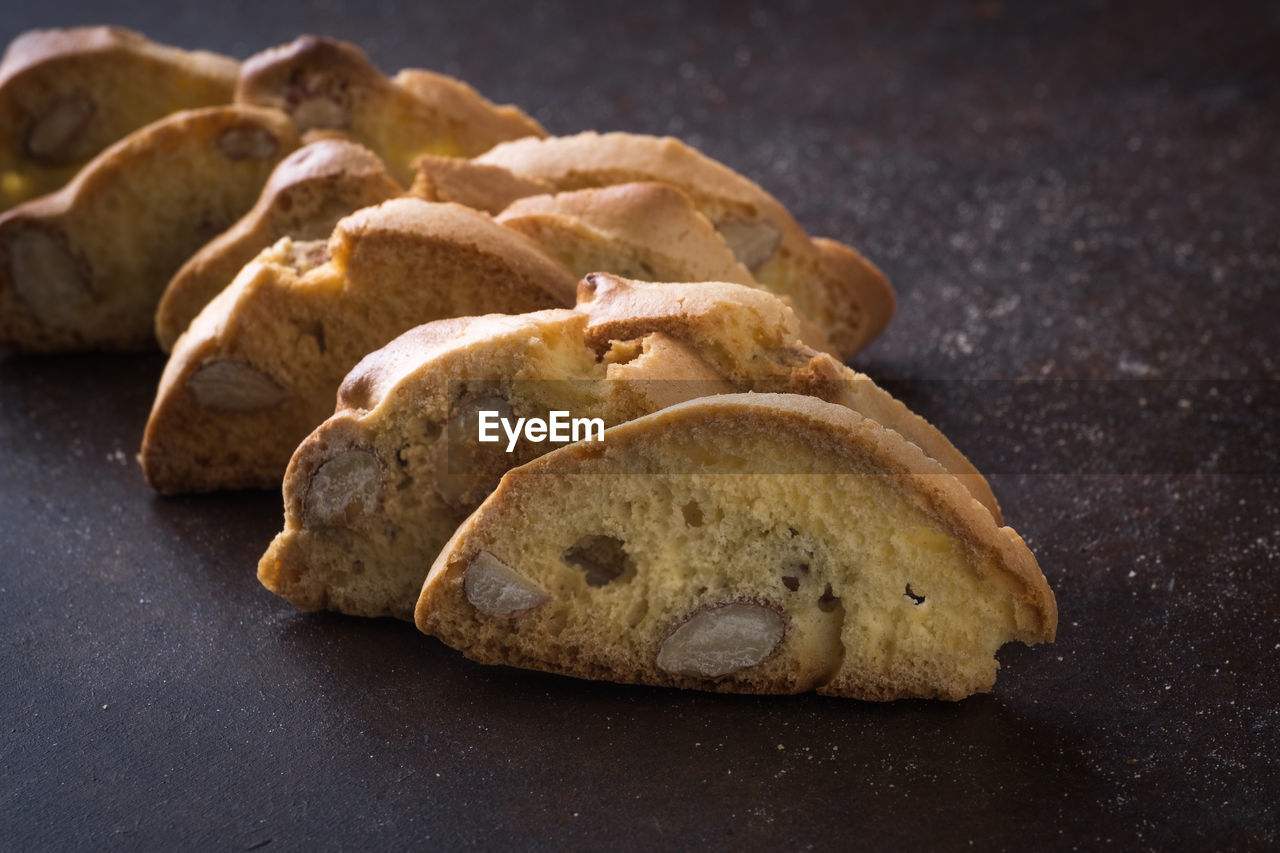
left=140, top=198, right=577, bottom=494
left=418, top=393, right=1056, bottom=701
left=395, top=69, right=546, bottom=155
left=412, top=154, right=553, bottom=214
left=422, top=131, right=895, bottom=358
left=0, top=105, right=297, bottom=352
left=496, top=182, right=835, bottom=354
left=258, top=310, right=734, bottom=620
left=576, top=274, right=1001, bottom=523
left=0, top=27, right=239, bottom=211
left=237, top=36, right=544, bottom=186
left=496, top=182, right=756, bottom=286
left=155, top=138, right=403, bottom=351
left=259, top=275, right=997, bottom=621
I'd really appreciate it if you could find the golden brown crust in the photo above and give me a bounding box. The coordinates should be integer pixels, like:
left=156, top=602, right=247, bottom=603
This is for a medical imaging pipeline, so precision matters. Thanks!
left=237, top=36, right=543, bottom=185
left=327, top=200, right=578, bottom=309
left=0, top=27, right=239, bottom=210
left=140, top=198, right=577, bottom=493
left=393, top=69, right=545, bottom=151
left=477, top=132, right=802, bottom=225
left=335, top=309, right=589, bottom=418
left=236, top=36, right=379, bottom=117
left=417, top=393, right=1055, bottom=700
left=475, top=132, right=895, bottom=358
left=811, top=237, right=896, bottom=355
left=155, top=138, right=403, bottom=350
left=575, top=272, right=805, bottom=360
left=411, top=153, right=552, bottom=213
left=497, top=181, right=755, bottom=282
left=0, top=104, right=297, bottom=352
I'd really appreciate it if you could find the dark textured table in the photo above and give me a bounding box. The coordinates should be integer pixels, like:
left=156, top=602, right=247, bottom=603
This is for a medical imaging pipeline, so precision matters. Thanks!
left=3, top=2, right=1277, bottom=849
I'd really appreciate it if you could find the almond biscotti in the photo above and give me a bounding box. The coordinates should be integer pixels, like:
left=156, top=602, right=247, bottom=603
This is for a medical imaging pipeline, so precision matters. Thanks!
left=0, top=105, right=297, bottom=352
left=237, top=36, right=544, bottom=186
left=576, top=275, right=1000, bottom=522
left=410, top=154, right=552, bottom=215
left=0, top=26, right=239, bottom=211
left=498, top=182, right=835, bottom=355
left=155, top=138, right=403, bottom=351
left=417, top=131, right=895, bottom=358
left=258, top=274, right=997, bottom=621
left=140, top=198, right=577, bottom=494
left=417, top=393, right=1055, bottom=701
left=496, top=182, right=756, bottom=288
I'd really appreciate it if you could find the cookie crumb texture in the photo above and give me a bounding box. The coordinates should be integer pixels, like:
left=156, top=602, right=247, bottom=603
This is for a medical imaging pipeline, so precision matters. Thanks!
left=418, top=395, right=1056, bottom=701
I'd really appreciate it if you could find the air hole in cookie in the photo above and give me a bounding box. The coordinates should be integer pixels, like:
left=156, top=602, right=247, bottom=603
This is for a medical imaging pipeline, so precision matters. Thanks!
left=904, top=584, right=926, bottom=605
left=781, top=559, right=809, bottom=593
left=681, top=500, right=704, bottom=527
left=561, top=535, right=635, bottom=587
left=817, top=583, right=840, bottom=613
left=298, top=320, right=326, bottom=354
left=602, top=339, right=644, bottom=366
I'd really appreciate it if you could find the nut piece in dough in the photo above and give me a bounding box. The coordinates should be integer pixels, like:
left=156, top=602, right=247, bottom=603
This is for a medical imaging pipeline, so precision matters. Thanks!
left=24, top=94, right=95, bottom=163
left=216, top=125, right=280, bottom=160
left=464, top=551, right=550, bottom=616
left=656, top=601, right=787, bottom=678
left=303, top=448, right=382, bottom=528
left=186, top=359, right=285, bottom=412
left=3, top=223, right=91, bottom=323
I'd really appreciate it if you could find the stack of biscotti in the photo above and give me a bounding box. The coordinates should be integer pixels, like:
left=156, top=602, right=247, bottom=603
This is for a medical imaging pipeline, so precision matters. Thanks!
left=0, top=27, right=1056, bottom=701
left=417, top=131, right=895, bottom=360
left=139, top=166, right=878, bottom=493
left=0, top=30, right=545, bottom=352
left=254, top=274, right=1055, bottom=700
left=258, top=274, right=1000, bottom=621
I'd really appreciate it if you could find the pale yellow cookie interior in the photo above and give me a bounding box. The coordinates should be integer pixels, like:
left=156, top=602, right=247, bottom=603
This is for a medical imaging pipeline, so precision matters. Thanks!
left=419, top=395, right=1055, bottom=701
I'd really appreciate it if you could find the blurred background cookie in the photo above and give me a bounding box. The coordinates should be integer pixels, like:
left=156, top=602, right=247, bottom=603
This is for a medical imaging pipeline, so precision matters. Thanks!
left=0, top=26, right=239, bottom=211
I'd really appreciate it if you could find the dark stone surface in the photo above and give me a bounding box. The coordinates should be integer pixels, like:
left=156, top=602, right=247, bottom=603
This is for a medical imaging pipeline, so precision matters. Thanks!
left=2, top=2, right=1277, bottom=849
